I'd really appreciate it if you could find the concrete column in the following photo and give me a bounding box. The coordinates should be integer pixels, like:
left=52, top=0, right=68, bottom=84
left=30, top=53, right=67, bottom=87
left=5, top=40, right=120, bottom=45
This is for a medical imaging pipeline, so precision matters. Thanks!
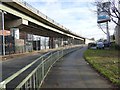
left=70, top=38, right=72, bottom=45
left=54, top=38, right=56, bottom=48
left=49, top=37, right=55, bottom=49
left=12, top=29, right=29, bottom=53
left=67, top=38, right=69, bottom=45
left=44, top=37, right=46, bottom=49
left=31, top=33, right=33, bottom=51
left=61, top=38, right=63, bottom=46
left=72, top=38, right=74, bottom=45
left=77, top=40, right=79, bottom=45
left=36, top=37, right=38, bottom=51
left=49, top=37, right=51, bottom=49
left=74, top=39, right=76, bottom=45
left=39, top=37, right=41, bottom=50
left=75, top=39, right=77, bottom=45
left=55, top=38, right=59, bottom=48
left=58, top=38, right=61, bottom=47
left=10, top=28, right=20, bottom=39
left=68, top=38, right=71, bottom=46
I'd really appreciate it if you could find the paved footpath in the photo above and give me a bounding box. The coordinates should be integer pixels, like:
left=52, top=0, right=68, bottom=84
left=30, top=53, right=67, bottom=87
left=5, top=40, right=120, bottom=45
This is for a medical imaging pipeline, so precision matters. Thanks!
left=41, top=47, right=113, bottom=88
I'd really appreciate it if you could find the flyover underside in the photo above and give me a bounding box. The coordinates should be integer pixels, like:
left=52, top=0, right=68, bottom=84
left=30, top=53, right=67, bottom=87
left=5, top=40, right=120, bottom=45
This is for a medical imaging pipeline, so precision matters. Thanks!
left=18, top=24, right=66, bottom=38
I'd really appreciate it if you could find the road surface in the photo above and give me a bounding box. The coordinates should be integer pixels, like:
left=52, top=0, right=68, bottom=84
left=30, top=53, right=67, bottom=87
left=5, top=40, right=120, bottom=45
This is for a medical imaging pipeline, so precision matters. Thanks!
left=2, top=52, right=45, bottom=80
left=41, top=47, right=113, bottom=88
left=1, top=50, right=57, bottom=88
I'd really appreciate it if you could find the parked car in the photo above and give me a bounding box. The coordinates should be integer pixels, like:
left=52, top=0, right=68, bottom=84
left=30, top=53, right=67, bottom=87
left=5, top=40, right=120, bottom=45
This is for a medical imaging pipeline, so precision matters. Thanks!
left=103, top=41, right=110, bottom=47
left=88, top=43, right=97, bottom=49
left=96, top=42, right=104, bottom=49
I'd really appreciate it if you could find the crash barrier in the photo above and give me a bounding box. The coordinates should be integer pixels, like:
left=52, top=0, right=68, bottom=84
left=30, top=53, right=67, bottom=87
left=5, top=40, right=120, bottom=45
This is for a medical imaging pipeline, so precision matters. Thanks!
left=0, top=45, right=82, bottom=89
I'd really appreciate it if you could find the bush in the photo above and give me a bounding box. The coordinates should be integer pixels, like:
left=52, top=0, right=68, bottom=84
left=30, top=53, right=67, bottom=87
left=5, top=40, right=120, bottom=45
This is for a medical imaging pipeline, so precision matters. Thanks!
left=110, top=43, right=120, bottom=50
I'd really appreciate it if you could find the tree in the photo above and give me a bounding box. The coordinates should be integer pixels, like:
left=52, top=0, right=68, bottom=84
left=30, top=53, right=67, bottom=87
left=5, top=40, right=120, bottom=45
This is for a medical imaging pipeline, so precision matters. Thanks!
left=95, top=0, right=120, bottom=26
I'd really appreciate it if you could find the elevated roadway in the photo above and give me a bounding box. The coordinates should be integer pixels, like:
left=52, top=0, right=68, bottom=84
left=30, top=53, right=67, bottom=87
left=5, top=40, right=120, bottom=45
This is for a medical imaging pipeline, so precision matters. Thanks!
left=0, top=0, right=84, bottom=40
left=0, top=0, right=85, bottom=56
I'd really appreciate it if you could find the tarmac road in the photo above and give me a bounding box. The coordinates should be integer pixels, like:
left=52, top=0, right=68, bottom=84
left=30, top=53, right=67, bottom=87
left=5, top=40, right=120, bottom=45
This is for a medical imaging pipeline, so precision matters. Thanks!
left=41, top=47, right=113, bottom=88
left=2, top=52, right=44, bottom=81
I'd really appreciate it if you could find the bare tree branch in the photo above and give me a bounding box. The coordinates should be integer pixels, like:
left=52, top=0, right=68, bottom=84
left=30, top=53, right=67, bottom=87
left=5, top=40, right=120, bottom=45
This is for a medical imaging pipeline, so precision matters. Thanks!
left=96, top=0, right=120, bottom=26
left=115, top=8, right=120, bottom=17
left=110, top=13, right=118, bottom=18
left=112, top=9, right=120, bottom=19
left=111, top=17, right=120, bottom=26
left=97, top=24, right=107, bottom=35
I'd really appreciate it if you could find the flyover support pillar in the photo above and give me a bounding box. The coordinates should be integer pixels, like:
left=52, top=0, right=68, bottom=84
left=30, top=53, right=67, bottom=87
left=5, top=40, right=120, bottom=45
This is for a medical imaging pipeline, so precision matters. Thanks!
left=44, top=37, right=46, bottom=49
left=49, top=37, right=55, bottom=49
left=72, top=38, right=75, bottom=45
left=31, top=33, right=34, bottom=51
left=10, top=28, right=20, bottom=39
left=10, top=28, right=24, bottom=53
left=61, top=38, right=64, bottom=47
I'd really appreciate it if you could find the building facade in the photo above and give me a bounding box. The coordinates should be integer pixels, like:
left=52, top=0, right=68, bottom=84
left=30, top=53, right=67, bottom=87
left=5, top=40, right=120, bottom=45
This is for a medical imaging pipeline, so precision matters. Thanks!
left=115, top=22, right=120, bottom=46
left=114, top=0, right=120, bottom=46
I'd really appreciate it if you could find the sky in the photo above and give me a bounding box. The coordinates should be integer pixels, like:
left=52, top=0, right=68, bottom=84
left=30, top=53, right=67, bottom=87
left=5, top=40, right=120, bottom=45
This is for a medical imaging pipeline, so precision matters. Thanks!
left=24, top=0, right=116, bottom=40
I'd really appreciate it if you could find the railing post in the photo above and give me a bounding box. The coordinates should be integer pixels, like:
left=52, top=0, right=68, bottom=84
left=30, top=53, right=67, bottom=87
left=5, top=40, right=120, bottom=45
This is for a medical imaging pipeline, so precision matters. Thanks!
left=42, top=57, right=44, bottom=79
left=57, top=51, right=59, bottom=59
left=51, top=52, right=53, bottom=64
left=0, top=82, right=6, bottom=90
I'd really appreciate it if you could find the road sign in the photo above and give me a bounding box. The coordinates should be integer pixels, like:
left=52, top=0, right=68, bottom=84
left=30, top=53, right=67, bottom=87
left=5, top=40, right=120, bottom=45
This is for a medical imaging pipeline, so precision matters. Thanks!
left=97, top=2, right=111, bottom=23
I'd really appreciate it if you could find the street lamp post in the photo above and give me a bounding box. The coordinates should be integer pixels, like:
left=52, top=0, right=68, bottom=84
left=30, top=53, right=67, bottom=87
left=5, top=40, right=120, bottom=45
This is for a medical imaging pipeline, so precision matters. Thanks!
left=1, top=10, right=5, bottom=56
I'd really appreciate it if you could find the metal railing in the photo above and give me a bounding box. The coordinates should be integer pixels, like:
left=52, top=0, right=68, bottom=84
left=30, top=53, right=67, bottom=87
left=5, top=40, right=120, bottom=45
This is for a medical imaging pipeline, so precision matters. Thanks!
left=0, top=46, right=81, bottom=89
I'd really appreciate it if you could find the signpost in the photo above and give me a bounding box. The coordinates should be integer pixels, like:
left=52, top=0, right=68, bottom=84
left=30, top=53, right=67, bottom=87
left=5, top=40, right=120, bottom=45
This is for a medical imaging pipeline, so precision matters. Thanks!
left=97, top=2, right=111, bottom=23
left=97, top=2, right=111, bottom=44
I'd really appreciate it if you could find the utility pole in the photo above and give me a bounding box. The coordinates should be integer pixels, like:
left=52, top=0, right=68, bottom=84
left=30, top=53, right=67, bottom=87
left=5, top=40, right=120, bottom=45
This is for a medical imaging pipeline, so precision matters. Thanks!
left=106, top=21, right=110, bottom=44
left=97, top=2, right=111, bottom=45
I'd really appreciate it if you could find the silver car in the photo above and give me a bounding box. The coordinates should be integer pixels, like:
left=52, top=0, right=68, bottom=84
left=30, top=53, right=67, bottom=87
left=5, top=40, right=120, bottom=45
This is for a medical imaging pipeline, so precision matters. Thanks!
left=96, top=42, right=104, bottom=49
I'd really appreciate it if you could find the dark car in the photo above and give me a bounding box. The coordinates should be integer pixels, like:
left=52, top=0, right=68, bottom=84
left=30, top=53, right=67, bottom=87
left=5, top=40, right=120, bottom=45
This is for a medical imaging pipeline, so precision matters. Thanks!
left=88, top=43, right=97, bottom=49
left=104, top=41, right=110, bottom=47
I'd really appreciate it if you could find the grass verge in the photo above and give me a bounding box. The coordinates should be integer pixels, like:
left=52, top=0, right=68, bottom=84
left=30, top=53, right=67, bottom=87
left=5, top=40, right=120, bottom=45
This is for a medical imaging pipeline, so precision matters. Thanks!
left=84, top=47, right=120, bottom=87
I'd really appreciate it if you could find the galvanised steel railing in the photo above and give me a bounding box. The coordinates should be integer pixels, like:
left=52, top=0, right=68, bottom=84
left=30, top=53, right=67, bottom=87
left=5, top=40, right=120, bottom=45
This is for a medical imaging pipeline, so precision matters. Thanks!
left=0, top=46, right=81, bottom=89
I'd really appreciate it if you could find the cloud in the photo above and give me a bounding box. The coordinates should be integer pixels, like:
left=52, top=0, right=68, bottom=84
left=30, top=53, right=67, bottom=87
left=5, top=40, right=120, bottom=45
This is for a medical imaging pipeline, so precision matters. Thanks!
left=24, top=0, right=115, bottom=40
left=24, top=0, right=95, bottom=3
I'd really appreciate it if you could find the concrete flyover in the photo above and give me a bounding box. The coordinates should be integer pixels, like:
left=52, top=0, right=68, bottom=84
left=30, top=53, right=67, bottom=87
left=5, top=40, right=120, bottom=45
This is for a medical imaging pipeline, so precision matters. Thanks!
left=0, top=0, right=85, bottom=55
